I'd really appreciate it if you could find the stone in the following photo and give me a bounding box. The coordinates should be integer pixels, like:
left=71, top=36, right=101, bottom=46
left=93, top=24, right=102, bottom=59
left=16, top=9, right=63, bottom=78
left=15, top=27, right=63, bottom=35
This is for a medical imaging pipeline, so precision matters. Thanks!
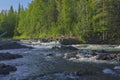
left=0, top=53, right=23, bottom=61
left=0, top=63, right=17, bottom=75
left=52, top=45, right=79, bottom=51
left=0, top=41, right=30, bottom=50
left=46, top=53, right=54, bottom=57
left=103, top=68, right=115, bottom=74
left=61, top=46, right=79, bottom=51
left=114, top=66, right=120, bottom=70
left=96, top=53, right=120, bottom=61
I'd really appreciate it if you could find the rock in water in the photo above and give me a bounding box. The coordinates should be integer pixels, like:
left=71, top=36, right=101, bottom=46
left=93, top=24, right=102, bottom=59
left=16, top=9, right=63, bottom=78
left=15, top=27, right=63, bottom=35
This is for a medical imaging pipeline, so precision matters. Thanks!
left=96, top=53, right=120, bottom=61
left=114, top=66, right=120, bottom=70
left=0, top=53, right=23, bottom=61
left=103, top=68, right=115, bottom=74
left=52, top=45, right=79, bottom=51
left=61, top=46, right=79, bottom=51
left=0, top=63, right=17, bottom=75
left=0, top=41, right=31, bottom=50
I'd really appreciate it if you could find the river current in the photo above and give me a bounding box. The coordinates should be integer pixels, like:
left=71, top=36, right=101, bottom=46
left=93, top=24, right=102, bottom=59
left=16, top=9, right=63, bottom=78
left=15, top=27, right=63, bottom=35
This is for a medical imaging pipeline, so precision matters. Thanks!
left=0, top=42, right=120, bottom=80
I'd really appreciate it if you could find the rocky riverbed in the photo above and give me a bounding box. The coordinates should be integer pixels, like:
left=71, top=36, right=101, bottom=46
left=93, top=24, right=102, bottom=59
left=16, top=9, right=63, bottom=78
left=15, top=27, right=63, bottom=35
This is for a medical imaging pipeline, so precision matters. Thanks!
left=0, top=53, right=23, bottom=75
left=0, top=40, right=120, bottom=80
left=0, top=40, right=27, bottom=75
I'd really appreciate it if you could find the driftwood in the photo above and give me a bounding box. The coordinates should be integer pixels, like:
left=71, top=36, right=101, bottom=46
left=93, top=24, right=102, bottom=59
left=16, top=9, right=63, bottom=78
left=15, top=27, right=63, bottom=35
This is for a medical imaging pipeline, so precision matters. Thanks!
left=0, top=32, right=7, bottom=42
left=0, top=32, right=7, bottom=38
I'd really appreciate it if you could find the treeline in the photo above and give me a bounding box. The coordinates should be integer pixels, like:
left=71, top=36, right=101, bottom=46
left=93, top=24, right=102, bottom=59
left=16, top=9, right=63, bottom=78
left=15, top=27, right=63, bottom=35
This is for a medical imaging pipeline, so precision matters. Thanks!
left=0, top=0, right=120, bottom=43
left=0, top=6, right=17, bottom=37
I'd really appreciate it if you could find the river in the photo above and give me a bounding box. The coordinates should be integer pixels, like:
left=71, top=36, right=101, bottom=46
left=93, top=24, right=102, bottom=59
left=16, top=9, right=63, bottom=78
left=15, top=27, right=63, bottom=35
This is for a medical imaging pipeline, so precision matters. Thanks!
left=0, top=42, right=120, bottom=80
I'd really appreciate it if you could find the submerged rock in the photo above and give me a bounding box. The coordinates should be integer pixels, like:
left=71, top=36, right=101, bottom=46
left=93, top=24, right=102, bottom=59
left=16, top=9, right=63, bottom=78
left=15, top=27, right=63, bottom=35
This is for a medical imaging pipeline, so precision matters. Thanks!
left=0, top=63, right=17, bottom=75
left=114, top=66, right=120, bottom=75
left=103, top=67, right=120, bottom=76
left=103, top=68, right=115, bottom=75
left=0, top=53, right=23, bottom=61
left=46, top=53, right=54, bottom=57
left=75, top=70, right=95, bottom=76
left=114, top=66, right=120, bottom=70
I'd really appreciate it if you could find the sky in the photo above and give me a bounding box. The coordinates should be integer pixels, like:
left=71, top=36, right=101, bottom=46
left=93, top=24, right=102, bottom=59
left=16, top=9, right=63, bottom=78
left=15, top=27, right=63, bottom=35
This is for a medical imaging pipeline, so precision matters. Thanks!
left=0, top=0, right=33, bottom=11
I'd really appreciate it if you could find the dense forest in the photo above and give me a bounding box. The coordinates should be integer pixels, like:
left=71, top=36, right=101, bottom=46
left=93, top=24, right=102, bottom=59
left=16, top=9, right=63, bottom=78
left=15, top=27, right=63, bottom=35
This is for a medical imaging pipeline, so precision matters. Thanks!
left=0, top=0, right=120, bottom=44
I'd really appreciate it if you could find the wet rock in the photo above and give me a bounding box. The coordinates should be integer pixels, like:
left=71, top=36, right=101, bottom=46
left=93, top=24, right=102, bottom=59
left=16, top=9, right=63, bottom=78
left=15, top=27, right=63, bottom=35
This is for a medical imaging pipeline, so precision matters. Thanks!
left=0, top=53, right=23, bottom=61
left=79, top=49, right=98, bottom=56
left=103, top=68, right=115, bottom=74
left=46, top=53, right=54, bottom=57
left=76, top=50, right=98, bottom=59
left=0, top=63, right=17, bottom=75
left=52, top=46, right=61, bottom=50
left=52, top=45, right=79, bottom=51
left=0, top=41, right=30, bottom=50
left=60, top=38, right=81, bottom=45
left=96, top=53, right=120, bottom=61
left=79, top=49, right=91, bottom=54
left=61, top=46, right=79, bottom=51
left=76, top=70, right=95, bottom=76
left=114, top=66, right=120, bottom=74
left=76, top=54, right=94, bottom=59
left=114, top=66, right=120, bottom=70
left=75, top=71, right=85, bottom=76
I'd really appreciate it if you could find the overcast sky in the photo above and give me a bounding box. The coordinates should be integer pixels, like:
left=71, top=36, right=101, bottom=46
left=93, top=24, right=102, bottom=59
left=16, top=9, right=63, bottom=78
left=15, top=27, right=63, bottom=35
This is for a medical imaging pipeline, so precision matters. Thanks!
left=0, top=0, right=32, bottom=11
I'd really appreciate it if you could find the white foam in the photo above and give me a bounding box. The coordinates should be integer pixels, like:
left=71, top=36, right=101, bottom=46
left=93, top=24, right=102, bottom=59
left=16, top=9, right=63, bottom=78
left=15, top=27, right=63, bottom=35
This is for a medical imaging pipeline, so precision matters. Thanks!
left=115, top=45, right=120, bottom=49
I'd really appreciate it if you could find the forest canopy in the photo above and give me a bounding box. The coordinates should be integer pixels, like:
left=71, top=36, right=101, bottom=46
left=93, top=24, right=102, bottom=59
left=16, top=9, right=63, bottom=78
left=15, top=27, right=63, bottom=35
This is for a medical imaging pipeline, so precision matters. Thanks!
left=0, top=0, right=120, bottom=44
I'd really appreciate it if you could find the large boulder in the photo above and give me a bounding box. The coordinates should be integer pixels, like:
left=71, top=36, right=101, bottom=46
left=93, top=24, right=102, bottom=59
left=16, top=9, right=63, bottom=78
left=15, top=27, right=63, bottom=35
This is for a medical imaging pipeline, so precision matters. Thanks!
left=61, top=45, right=79, bottom=51
left=0, top=41, right=30, bottom=50
left=52, top=45, right=79, bottom=51
left=0, top=63, right=17, bottom=75
left=0, top=53, right=23, bottom=61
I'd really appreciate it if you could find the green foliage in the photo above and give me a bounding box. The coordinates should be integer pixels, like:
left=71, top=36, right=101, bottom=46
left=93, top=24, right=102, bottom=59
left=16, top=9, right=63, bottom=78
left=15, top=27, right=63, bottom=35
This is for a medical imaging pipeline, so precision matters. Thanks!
left=0, top=6, right=17, bottom=37
left=0, top=0, right=120, bottom=43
